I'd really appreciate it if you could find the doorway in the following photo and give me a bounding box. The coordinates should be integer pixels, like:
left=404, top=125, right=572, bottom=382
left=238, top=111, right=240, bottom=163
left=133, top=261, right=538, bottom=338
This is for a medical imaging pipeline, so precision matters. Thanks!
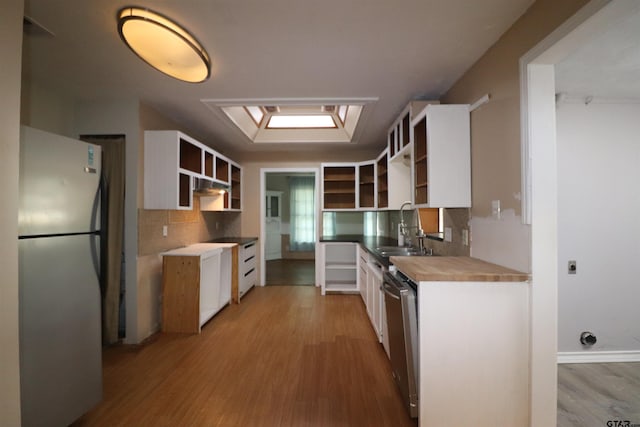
left=261, top=169, right=319, bottom=286
left=522, top=1, right=640, bottom=424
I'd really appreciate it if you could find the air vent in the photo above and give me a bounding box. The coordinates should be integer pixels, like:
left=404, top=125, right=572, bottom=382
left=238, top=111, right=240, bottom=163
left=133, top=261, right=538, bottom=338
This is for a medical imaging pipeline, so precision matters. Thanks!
left=264, top=106, right=279, bottom=113
left=323, top=105, right=336, bottom=112
left=23, top=15, right=55, bottom=37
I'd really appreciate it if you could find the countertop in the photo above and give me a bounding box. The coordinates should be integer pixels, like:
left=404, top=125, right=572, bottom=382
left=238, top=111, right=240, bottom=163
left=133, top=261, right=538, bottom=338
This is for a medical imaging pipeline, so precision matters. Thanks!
left=161, top=243, right=237, bottom=257
left=208, top=237, right=258, bottom=245
left=320, top=235, right=399, bottom=266
left=390, top=256, right=529, bottom=282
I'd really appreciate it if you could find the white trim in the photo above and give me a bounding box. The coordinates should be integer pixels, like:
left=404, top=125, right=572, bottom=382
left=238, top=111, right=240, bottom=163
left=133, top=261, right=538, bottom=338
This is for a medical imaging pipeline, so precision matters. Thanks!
left=556, top=94, right=640, bottom=104
left=201, top=97, right=379, bottom=106
left=527, top=63, right=559, bottom=427
left=260, top=167, right=321, bottom=287
left=519, top=0, right=613, bottom=225
left=558, top=351, right=640, bottom=364
left=469, top=94, right=490, bottom=112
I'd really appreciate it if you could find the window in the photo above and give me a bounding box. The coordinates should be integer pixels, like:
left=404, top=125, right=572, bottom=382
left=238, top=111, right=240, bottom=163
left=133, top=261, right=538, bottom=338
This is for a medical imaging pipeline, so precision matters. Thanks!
left=323, top=212, right=336, bottom=236
left=417, top=207, right=442, bottom=233
left=266, top=114, right=336, bottom=129
left=289, top=176, right=316, bottom=251
left=244, top=106, right=264, bottom=126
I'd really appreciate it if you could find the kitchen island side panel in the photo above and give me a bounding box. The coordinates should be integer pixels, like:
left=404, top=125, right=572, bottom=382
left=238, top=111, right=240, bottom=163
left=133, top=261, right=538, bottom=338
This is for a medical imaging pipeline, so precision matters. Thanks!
left=161, top=256, right=200, bottom=333
left=418, top=281, right=530, bottom=427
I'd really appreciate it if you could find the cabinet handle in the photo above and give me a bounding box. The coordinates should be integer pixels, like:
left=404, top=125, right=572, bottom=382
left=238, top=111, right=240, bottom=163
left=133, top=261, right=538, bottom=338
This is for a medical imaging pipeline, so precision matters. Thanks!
left=244, top=268, right=255, bottom=277
left=245, top=242, right=256, bottom=249
left=244, top=255, right=255, bottom=263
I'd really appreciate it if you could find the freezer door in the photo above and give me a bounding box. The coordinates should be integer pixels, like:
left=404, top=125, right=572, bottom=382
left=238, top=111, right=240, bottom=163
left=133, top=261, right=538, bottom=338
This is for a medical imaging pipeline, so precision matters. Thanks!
left=19, top=126, right=102, bottom=236
left=19, top=234, right=102, bottom=427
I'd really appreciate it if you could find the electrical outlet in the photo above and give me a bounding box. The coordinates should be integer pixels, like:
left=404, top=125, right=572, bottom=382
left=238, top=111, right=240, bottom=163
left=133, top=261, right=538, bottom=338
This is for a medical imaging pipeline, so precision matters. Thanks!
left=462, top=229, right=469, bottom=246
left=444, top=227, right=452, bottom=242
left=491, top=200, right=501, bottom=219
left=568, top=260, right=577, bottom=274
left=162, top=225, right=168, bottom=237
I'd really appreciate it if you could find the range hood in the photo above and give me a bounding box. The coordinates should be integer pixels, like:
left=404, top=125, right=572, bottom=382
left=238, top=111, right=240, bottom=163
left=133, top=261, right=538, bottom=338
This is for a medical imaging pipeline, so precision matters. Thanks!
left=193, top=177, right=229, bottom=195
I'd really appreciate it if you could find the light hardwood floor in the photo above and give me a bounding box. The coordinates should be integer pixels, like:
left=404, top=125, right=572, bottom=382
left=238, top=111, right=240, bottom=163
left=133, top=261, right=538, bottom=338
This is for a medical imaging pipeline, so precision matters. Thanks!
left=266, top=259, right=315, bottom=286
left=558, top=362, right=640, bottom=427
left=74, top=286, right=416, bottom=427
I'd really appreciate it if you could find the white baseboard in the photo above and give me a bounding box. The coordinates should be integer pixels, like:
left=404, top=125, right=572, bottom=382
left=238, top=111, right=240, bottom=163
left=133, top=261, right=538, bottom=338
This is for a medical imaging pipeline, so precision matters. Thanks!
left=558, top=350, right=640, bottom=364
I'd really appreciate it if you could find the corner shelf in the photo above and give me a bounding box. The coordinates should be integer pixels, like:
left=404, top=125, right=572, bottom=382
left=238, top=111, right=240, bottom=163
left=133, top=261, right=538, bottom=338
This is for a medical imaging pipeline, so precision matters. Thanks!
left=321, top=242, right=358, bottom=295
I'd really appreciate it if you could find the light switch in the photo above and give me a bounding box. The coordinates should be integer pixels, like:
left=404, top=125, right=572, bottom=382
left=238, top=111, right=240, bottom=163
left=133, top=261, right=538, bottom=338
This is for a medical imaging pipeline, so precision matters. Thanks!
left=462, top=229, right=469, bottom=246
left=162, top=225, right=168, bottom=237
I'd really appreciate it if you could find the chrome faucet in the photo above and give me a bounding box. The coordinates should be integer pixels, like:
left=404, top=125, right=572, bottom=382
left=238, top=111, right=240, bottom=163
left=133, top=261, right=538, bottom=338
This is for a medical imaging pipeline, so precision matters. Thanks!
left=399, top=201, right=412, bottom=245
left=415, top=207, right=426, bottom=253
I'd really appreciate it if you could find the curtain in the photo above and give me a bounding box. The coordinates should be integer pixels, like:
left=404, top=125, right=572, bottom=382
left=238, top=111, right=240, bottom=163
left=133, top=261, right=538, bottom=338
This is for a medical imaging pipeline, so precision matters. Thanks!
left=81, top=135, right=125, bottom=346
left=289, top=176, right=315, bottom=251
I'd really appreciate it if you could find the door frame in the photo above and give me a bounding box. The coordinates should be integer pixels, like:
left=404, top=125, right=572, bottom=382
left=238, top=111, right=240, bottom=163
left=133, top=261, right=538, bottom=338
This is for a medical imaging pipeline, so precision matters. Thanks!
left=260, top=167, right=320, bottom=287
left=520, top=0, right=630, bottom=425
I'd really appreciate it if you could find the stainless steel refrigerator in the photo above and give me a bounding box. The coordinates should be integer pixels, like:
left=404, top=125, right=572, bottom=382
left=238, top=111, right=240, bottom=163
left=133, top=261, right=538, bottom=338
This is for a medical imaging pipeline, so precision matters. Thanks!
left=18, top=126, right=103, bottom=427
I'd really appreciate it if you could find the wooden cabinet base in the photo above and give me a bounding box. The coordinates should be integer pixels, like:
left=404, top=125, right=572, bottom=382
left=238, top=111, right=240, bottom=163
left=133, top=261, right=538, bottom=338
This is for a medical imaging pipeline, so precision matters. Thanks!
left=161, top=256, right=200, bottom=333
left=230, top=246, right=239, bottom=303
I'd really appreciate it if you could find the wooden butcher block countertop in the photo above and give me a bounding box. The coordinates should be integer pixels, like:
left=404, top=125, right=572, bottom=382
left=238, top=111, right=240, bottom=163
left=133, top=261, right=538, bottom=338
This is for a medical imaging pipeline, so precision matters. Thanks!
left=390, top=256, right=529, bottom=283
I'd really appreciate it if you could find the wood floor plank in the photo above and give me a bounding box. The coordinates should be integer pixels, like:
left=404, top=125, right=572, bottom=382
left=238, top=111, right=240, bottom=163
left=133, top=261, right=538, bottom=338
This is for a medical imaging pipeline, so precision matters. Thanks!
left=74, top=286, right=416, bottom=427
left=558, top=362, right=640, bottom=427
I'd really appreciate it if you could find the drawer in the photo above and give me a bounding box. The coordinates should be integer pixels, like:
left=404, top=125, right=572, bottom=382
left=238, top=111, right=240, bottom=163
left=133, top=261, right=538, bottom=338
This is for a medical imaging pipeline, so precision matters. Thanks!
left=241, top=241, right=257, bottom=262
left=242, top=253, right=257, bottom=274
left=240, top=266, right=257, bottom=291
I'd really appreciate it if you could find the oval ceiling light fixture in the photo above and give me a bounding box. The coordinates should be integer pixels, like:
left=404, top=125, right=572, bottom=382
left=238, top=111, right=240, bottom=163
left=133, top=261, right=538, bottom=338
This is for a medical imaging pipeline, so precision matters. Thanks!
left=117, top=7, right=211, bottom=83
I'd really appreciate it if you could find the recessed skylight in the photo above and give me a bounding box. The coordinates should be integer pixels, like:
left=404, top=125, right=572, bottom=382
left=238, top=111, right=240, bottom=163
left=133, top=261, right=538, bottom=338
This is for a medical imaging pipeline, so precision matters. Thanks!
left=266, top=115, right=337, bottom=129
left=201, top=98, right=378, bottom=144
left=244, top=106, right=264, bottom=126
left=338, top=105, right=348, bottom=124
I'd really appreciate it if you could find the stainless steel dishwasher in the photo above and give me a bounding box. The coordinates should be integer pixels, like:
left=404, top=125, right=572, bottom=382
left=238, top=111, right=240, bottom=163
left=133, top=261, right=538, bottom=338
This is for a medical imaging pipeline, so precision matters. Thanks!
left=382, top=269, right=419, bottom=419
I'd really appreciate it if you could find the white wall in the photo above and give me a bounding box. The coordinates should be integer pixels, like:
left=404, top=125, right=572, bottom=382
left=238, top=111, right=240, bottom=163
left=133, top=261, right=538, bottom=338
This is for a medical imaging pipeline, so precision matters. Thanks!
left=557, top=100, right=640, bottom=353
left=20, top=81, right=75, bottom=137
left=469, top=212, right=531, bottom=273
left=0, top=1, right=23, bottom=425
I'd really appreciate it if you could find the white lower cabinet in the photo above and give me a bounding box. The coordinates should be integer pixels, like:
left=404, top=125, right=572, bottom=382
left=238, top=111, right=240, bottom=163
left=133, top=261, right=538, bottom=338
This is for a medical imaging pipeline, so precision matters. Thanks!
left=238, top=240, right=257, bottom=301
left=366, top=255, right=386, bottom=351
left=199, top=252, right=222, bottom=325
left=358, top=246, right=368, bottom=304
left=319, top=242, right=358, bottom=295
left=161, top=244, right=232, bottom=333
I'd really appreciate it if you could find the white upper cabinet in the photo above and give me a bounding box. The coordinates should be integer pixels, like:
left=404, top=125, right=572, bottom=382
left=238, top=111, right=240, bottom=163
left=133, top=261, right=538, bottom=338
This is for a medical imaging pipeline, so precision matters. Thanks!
left=321, top=163, right=358, bottom=210
left=144, top=130, right=242, bottom=211
left=411, top=104, right=471, bottom=208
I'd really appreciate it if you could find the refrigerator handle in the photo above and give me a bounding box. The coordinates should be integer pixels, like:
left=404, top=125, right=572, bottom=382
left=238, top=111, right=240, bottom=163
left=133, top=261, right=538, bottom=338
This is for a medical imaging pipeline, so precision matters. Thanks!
left=89, top=178, right=103, bottom=290
left=90, top=233, right=101, bottom=287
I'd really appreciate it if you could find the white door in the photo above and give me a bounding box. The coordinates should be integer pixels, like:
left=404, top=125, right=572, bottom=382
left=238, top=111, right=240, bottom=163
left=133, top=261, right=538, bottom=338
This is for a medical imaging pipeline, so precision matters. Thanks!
left=265, top=191, right=282, bottom=260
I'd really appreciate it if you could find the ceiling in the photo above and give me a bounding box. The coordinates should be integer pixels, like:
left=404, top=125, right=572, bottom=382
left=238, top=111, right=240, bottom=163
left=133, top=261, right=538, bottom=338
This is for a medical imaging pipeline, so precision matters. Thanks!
left=22, top=0, right=535, bottom=160
left=555, top=5, right=640, bottom=100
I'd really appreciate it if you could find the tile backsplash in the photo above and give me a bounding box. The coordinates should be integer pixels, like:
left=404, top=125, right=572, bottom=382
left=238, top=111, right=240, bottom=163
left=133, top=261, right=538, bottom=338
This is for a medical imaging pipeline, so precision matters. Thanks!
left=138, top=196, right=241, bottom=256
